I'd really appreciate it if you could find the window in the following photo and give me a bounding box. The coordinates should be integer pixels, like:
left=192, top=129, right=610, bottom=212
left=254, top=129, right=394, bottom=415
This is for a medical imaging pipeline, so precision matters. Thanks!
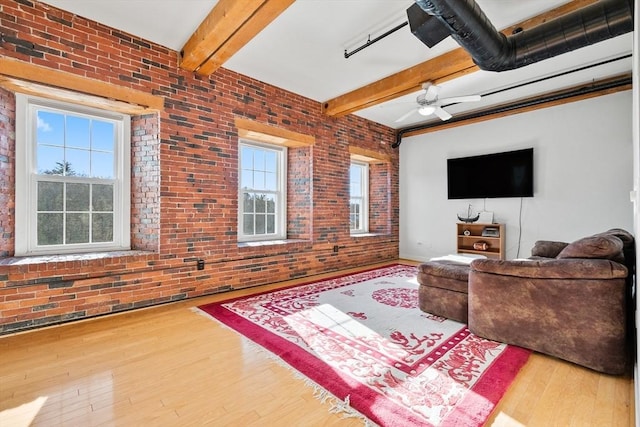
left=350, top=161, right=369, bottom=233
left=238, top=140, right=286, bottom=241
left=15, top=94, right=131, bottom=255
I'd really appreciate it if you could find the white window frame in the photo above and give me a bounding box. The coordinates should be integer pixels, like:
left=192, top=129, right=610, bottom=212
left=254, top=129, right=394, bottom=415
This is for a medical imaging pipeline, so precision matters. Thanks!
left=350, top=161, right=369, bottom=234
left=238, top=139, right=287, bottom=242
left=15, top=94, right=131, bottom=256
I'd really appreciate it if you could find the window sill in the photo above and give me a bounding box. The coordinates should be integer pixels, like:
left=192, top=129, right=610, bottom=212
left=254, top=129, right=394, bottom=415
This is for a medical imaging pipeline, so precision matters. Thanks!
left=237, top=239, right=309, bottom=248
left=0, top=250, right=156, bottom=267
left=350, top=232, right=386, bottom=238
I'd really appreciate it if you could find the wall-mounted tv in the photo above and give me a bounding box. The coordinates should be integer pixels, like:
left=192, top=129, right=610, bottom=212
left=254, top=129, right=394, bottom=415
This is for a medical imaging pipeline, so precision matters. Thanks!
left=447, top=148, right=534, bottom=199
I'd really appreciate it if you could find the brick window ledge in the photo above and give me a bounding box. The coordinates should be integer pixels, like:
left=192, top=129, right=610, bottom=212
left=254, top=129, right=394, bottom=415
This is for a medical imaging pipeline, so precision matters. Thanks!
left=350, top=232, right=388, bottom=238
left=238, top=239, right=309, bottom=249
left=0, top=250, right=157, bottom=268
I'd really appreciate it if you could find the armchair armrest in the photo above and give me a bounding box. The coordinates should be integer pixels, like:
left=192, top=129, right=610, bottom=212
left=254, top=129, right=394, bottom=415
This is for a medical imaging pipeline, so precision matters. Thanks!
left=470, top=258, right=628, bottom=280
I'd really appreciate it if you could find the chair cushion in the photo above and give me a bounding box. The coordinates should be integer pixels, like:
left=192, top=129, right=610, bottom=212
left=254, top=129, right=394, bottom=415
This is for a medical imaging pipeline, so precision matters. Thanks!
left=531, top=240, right=568, bottom=258
left=418, top=261, right=470, bottom=281
left=557, top=234, right=623, bottom=260
left=600, top=228, right=634, bottom=248
left=598, top=229, right=635, bottom=267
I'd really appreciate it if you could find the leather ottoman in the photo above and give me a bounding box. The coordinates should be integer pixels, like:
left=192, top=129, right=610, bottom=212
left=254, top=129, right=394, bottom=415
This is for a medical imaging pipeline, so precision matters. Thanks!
left=417, top=260, right=471, bottom=323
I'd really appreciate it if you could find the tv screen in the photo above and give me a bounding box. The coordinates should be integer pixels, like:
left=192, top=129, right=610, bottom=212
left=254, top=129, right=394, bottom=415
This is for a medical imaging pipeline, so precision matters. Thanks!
left=447, top=148, right=534, bottom=199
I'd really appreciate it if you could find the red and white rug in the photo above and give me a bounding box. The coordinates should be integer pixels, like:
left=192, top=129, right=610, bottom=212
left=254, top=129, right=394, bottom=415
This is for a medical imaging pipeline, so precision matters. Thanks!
left=198, top=264, right=530, bottom=426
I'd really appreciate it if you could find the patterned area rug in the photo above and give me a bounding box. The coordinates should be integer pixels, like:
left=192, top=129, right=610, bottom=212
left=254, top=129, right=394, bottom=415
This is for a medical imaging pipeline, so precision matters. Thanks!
left=198, top=264, right=530, bottom=426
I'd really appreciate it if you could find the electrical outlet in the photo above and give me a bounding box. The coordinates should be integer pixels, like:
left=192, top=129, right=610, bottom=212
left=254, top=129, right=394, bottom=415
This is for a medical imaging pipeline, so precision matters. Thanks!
left=333, top=245, right=339, bottom=253
left=197, top=259, right=205, bottom=270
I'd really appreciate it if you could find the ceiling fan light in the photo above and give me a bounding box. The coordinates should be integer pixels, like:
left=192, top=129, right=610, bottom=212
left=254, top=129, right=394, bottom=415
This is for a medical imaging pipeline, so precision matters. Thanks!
left=418, top=105, right=436, bottom=116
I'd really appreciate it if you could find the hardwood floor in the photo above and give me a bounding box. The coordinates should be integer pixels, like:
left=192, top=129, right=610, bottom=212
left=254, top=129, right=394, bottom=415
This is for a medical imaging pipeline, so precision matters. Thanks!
left=0, top=261, right=634, bottom=426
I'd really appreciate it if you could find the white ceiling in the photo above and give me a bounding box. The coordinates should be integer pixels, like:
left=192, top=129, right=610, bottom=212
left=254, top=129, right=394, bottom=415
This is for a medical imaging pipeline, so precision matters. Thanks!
left=38, top=0, right=634, bottom=129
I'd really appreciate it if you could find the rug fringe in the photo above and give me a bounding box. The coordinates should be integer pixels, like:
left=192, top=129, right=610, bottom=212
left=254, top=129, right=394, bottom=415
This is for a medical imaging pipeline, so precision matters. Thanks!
left=264, top=350, right=375, bottom=425
left=290, top=370, right=382, bottom=426
left=192, top=308, right=375, bottom=425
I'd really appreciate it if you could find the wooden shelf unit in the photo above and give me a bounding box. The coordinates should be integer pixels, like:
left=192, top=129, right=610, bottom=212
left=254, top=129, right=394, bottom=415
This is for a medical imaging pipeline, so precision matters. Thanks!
left=456, top=223, right=505, bottom=260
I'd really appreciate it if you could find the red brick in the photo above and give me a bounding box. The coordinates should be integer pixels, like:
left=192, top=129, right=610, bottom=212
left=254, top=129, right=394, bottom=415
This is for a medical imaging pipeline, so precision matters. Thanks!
left=0, top=0, right=399, bottom=334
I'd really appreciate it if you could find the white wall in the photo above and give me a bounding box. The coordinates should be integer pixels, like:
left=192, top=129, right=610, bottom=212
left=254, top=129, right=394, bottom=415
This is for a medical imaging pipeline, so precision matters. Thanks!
left=400, top=91, right=633, bottom=261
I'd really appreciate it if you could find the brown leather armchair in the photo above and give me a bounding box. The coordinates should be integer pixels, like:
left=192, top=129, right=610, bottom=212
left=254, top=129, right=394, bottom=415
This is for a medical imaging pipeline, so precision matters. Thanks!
left=468, top=229, right=634, bottom=375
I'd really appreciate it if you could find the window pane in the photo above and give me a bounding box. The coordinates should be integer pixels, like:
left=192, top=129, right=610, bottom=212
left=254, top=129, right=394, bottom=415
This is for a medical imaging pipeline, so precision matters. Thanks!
left=350, top=165, right=362, bottom=197
left=241, top=147, right=254, bottom=169
left=255, top=214, right=265, bottom=234
left=243, top=214, right=254, bottom=234
left=266, top=195, right=276, bottom=213
left=254, top=150, right=265, bottom=170
left=350, top=165, right=361, bottom=182
left=350, top=182, right=361, bottom=197
left=66, top=213, right=90, bottom=244
left=66, top=115, right=91, bottom=149
left=351, top=215, right=360, bottom=230
left=255, top=194, right=266, bottom=213
left=265, top=172, right=276, bottom=191
left=37, top=213, right=63, bottom=245
left=255, top=171, right=266, bottom=190
left=91, top=151, right=114, bottom=179
left=38, top=181, right=64, bottom=211
left=92, top=120, right=114, bottom=151
left=350, top=202, right=361, bottom=230
left=241, top=170, right=253, bottom=189
left=243, top=193, right=254, bottom=213
left=92, top=213, right=113, bottom=242
left=267, top=215, right=275, bottom=234
left=92, top=184, right=114, bottom=211
left=66, top=183, right=90, bottom=212
left=37, top=146, right=66, bottom=175
left=265, top=151, right=276, bottom=172
left=66, top=148, right=90, bottom=177
left=36, top=110, right=64, bottom=147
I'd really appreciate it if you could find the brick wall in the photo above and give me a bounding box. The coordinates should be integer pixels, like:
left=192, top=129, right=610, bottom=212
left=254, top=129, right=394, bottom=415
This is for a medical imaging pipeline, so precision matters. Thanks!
left=0, top=88, right=14, bottom=258
left=131, top=113, right=161, bottom=252
left=0, top=0, right=399, bottom=334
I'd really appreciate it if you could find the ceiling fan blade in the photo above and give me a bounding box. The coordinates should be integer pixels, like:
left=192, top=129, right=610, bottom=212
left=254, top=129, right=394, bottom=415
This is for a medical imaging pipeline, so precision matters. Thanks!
left=433, top=106, right=452, bottom=121
left=394, top=108, right=418, bottom=123
left=424, top=83, right=439, bottom=101
left=441, top=94, right=481, bottom=104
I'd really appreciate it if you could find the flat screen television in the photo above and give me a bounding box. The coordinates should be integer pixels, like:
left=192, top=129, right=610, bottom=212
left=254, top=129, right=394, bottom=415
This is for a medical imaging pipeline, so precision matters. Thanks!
left=447, top=148, right=534, bottom=199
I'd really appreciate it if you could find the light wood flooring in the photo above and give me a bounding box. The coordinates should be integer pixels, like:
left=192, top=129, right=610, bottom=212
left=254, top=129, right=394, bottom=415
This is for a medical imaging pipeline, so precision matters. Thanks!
left=0, top=261, right=634, bottom=426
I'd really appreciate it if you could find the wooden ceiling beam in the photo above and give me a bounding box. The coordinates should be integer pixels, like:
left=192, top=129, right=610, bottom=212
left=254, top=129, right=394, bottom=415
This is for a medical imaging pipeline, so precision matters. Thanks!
left=181, top=0, right=266, bottom=71
left=322, top=0, right=597, bottom=117
left=197, top=0, right=295, bottom=75
left=180, top=0, right=295, bottom=75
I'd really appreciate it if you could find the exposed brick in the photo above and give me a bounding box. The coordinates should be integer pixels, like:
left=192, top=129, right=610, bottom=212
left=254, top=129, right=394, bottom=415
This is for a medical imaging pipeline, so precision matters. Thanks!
left=0, top=0, right=399, bottom=335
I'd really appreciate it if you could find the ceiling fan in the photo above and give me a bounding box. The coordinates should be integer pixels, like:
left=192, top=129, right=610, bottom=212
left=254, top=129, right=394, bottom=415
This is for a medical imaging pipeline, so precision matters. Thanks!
left=395, top=82, right=481, bottom=123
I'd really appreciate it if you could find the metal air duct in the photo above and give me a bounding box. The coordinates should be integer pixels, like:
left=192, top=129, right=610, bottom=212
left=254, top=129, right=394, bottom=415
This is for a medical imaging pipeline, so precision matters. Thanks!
left=413, top=0, right=634, bottom=72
